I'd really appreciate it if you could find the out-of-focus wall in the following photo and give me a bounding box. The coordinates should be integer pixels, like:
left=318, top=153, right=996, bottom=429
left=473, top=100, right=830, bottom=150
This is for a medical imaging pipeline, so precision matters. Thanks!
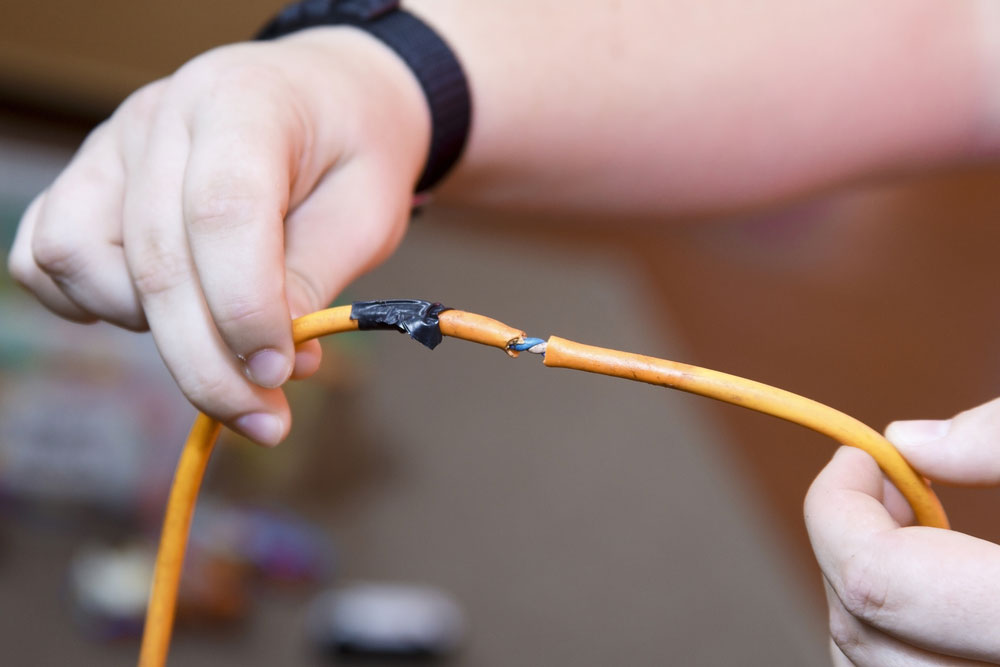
left=5, top=3, right=1000, bottom=664
left=0, top=1, right=281, bottom=116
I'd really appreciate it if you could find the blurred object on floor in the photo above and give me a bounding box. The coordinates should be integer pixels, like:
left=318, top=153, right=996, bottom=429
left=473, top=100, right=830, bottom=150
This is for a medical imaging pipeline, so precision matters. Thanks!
left=69, top=539, right=249, bottom=640
left=68, top=499, right=337, bottom=641
left=307, top=583, right=465, bottom=659
left=190, top=499, right=335, bottom=584
left=174, top=549, right=251, bottom=630
left=70, top=541, right=156, bottom=639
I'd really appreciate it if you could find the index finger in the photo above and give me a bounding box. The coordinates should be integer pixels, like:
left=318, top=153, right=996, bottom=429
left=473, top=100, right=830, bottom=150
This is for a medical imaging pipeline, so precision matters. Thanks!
left=181, top=67, right=309, bottom=390
left=122, top=103, right=290, bottom=446
left=805, top=447, right=1000, bottom=662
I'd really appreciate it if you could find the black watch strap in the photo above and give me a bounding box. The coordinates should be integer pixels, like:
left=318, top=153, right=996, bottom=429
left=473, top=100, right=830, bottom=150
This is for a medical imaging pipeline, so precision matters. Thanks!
left=257, top=0, right=471, bottom=193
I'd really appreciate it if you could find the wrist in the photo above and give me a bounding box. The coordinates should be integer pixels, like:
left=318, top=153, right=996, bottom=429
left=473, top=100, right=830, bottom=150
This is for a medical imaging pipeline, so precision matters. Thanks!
left=257, top=2, right=471, bottom=193
left=280, top=27, right=432, bottom=190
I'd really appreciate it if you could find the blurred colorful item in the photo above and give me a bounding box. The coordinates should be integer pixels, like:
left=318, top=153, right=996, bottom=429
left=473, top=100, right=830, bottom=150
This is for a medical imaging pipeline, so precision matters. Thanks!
left=68, top=501, right=334, bottom=639
left=70, top=542, right=156, bottom=639
left=0, top=292, right=192, bottom=513
left=69, top=540, right=247, bottom=640
left=189, top=499, right=335, bottom=583
left=307, top=583, right=466, bottom=658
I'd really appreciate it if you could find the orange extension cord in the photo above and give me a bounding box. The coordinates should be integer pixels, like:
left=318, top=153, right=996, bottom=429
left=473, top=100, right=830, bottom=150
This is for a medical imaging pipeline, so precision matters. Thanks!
left=138, top=305, right=949, bottom=666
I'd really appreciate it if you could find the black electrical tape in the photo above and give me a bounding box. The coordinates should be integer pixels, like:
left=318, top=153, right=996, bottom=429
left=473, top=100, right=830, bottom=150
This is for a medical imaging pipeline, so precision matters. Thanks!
left=350, top=299, right=452, bottom=349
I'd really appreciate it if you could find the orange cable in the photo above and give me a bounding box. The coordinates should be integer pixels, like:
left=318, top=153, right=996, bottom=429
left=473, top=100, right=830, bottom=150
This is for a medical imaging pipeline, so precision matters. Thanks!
left=139, top=305, right=357, bottom=666
left=138, top=305, right=948, bottom=667
left=543, top=336, right=947, bottom=529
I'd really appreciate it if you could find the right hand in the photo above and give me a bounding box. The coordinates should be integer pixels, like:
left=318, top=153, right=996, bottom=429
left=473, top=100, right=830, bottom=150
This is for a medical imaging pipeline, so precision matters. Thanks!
left=805, top=398, right=1000, bottom=665
left=7, top=27, right=431, bottom=445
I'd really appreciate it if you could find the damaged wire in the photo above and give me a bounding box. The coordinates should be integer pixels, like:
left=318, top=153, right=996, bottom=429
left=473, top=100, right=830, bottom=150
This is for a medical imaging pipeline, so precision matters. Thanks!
left=139, top=302, right=949, bottom=667
left=508, top=337, right=547, bottom=354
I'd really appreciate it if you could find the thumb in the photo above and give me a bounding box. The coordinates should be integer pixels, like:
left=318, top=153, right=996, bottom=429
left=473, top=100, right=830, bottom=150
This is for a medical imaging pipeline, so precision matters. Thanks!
left=885, top=396, right=1000, bottom=485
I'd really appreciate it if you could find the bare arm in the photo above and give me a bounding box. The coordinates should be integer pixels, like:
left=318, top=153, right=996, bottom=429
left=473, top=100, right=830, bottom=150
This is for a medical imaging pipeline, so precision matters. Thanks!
left=7, top=1, right=1000, bottom=445
left=414, top=0, right=999, bottom=214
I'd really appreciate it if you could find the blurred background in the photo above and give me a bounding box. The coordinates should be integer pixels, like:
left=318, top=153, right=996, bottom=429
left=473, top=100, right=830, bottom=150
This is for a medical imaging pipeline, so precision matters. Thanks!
left=3, top=2, right=1000, bottom=665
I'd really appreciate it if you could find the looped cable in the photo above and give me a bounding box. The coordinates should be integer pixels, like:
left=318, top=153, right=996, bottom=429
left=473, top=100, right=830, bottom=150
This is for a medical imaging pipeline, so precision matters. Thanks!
left=138, top=303, right=949, bottom=667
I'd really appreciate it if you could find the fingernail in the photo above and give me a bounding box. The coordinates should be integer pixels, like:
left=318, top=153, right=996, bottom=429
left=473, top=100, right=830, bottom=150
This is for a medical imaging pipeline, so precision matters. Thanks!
left=886, top=419, right=951, bottom=447
left=234, top=412, right=284, bottom=446
left=245, top=348, right=292, bottom=388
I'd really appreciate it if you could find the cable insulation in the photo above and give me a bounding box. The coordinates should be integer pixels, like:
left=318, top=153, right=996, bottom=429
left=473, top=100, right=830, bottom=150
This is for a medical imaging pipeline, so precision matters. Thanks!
left=138, top=305, right=948, bottom=667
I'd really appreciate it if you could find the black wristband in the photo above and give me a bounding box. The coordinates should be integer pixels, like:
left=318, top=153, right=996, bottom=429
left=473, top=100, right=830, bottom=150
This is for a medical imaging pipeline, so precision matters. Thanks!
left=256, top=0, right=471, bottom=193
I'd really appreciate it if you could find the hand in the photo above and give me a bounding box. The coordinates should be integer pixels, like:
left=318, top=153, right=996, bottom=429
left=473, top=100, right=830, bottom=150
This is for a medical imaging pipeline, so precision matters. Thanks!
left=7, top=28, right=430, bottom=445
left=805, top=397, right=1000, bottom=665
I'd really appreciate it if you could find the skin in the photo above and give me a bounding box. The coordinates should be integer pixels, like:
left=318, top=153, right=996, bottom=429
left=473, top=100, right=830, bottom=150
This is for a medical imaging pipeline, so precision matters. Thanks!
left=9, top=29, right=432, bottom=444
left=807, top=412, right=1000, bottom=665
left=6, top=2, right=1000, bottom=662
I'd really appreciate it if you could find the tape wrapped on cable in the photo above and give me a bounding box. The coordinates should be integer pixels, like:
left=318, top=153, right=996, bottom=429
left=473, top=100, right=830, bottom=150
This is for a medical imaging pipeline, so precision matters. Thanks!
left=350, top=299, right=452, bottom=350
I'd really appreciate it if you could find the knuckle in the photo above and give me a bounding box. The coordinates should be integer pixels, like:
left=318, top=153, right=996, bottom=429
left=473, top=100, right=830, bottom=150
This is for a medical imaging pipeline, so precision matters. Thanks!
left=175, top=52, right=290, bottom=104
left=75, top=118, right=114, bottom=156
left=179, top=367, right=232, bottom=413
left=116, top=80, right=167, bottom=123
left=7, top=244, right=34, bottom=287
left=213, top=293, right=274, bottom=332
left=184, top=190, right=259, bottom=234
left=827, top=603, right=862, bottom=655
left=838, top=553, right=892, bottom=625
left=216, top=61, right=288, bottom=94
left=64, top=152, right=119, bottom=192
left=129, top=238, right=190, bottom=298
left=32, top=230, right=84, bottom=282
left=179, top=54, right=308, bottom=135
left=208, top=58, right=290, bottom=97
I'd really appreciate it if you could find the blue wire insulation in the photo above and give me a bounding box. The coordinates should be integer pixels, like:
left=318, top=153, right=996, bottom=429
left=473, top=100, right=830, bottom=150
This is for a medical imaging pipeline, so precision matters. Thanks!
left=509, top=337, right=546, bottom=352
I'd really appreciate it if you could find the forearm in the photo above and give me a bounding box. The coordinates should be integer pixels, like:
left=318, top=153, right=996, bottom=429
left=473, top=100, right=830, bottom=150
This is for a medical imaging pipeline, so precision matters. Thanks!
left=408, top=0, right=1000, bottom=215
